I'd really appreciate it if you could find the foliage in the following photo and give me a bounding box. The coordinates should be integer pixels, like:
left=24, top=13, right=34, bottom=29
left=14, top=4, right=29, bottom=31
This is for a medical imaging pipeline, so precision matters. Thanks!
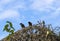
left=2, top=20, right=60, bottom=41
left=3, top=21, right=15, bottom=40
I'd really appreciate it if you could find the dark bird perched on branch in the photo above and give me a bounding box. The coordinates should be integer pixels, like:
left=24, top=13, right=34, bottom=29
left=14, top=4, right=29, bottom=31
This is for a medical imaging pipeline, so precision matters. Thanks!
left=28, top=21, right=33, bottom=34
left=20, top=23, right=25, bottom=28
left=42, top=21, right=45, bottom=25
left=28, top=21, right=32, bottom=26
left=42, top=20, right=45, bottom=27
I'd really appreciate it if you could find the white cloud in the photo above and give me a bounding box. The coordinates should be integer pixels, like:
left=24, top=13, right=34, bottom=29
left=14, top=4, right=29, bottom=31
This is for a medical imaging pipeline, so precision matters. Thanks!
left=12, top=2, right=27, bottom=10
left=0, top=0, right=27, bottom=12
left=0, top=0, right=26, bottom=20
left=0, top=0, right=15, bottom=11
left=0, top=0, right=14, bottom=8
left=29, top=0, right=60, bottom=19
left=50, top=8, right=60, bottom=18
left=0, top=0, right=14, bottom=4
left=30, top=0, right=54, bottom=11
left=40, top=8, right=60, bottom=20
left=0, top=9, right=20, bottom=20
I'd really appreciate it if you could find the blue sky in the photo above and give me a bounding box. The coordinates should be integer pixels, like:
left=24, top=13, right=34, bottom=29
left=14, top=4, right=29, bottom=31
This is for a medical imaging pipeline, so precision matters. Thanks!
left=0, top=0, right=60, bottom=40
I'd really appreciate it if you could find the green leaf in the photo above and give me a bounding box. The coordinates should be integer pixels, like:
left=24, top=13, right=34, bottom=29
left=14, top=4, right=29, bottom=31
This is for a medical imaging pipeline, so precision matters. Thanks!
left=6, top=21, right=15, bottom=30
left=3, top=24, right=9, bottom=31
left=10, top=30, right=14, bottom=34
left=6, top=21, right=13, bottom=27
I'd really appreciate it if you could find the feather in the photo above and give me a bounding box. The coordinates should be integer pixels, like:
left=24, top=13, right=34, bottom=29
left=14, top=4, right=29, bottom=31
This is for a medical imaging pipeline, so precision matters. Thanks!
left=20, top=23, right=25, bottom=28
left=28, top=21, right=32, bottom=26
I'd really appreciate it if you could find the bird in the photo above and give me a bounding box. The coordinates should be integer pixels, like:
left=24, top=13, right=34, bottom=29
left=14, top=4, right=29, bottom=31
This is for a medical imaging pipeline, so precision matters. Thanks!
left=20, top=23, right=25, bottom=28
left=28, top=21, right=32, bottom=26
left=42, top=21, right=45, bottom=25
left=28, top=21, right=33, bottom=34
left=42, top=20, right=45, bottom=27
